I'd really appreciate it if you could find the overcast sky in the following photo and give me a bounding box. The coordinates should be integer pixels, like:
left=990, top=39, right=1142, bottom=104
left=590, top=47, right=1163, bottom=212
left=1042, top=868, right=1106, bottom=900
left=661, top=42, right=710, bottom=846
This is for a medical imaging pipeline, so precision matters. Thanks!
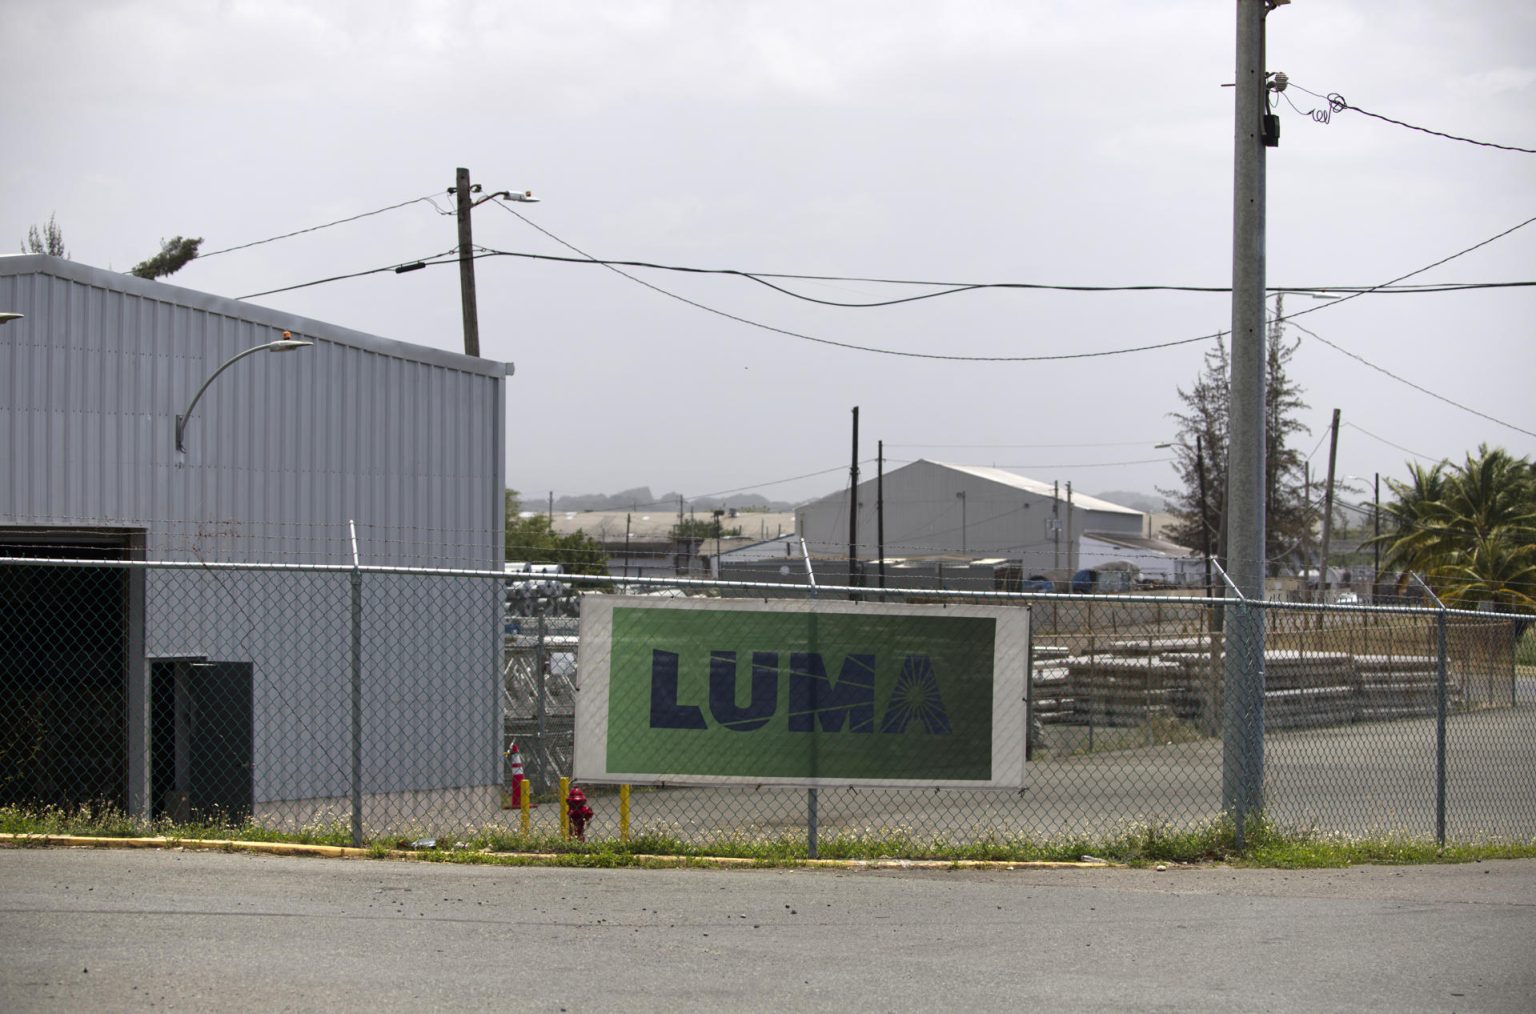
left=4, top=1, right=1532, bottom=515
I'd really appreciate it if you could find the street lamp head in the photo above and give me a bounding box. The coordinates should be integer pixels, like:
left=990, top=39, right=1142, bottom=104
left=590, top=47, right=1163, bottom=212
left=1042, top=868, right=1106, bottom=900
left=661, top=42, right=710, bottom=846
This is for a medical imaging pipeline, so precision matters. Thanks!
left=0, top=312, right=23, bottom=326
left=267, top=330, right=312, bottom=353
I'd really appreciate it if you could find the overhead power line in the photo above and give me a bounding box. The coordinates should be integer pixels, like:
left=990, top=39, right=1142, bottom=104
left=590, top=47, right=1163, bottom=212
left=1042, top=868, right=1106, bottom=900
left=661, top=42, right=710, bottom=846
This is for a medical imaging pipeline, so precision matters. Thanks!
left=1287, top=319, right=1536, bottom=440
left=201, top=193, right=446, bottom=259
left=1284, top=83, right=1536, bottom=155
left=1341, top=422, right=1434, bottom=462
left=1274, top=214, right=1536, bottom=330
left=488, top=201, right=1219, bottom=363
left=889, top=441, right=1155, bottom=449
left=234, top=204, right=1535, bottom=370
left=238, top=250, right=457, bottom=299
left=472, top=245, right=1532, bottom=305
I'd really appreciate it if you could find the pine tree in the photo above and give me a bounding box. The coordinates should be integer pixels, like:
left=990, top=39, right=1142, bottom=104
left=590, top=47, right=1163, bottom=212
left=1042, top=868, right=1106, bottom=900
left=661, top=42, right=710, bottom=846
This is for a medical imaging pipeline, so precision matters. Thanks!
left=1159, top=317, right=1312, bottom=577
left=130, top=236, right=203, bottom=280
left=21, top=214, right=66, bottom=257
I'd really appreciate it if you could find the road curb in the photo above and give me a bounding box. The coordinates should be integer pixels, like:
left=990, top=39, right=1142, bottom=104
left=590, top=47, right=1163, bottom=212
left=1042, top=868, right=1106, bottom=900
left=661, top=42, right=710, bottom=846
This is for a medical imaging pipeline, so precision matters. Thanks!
left=0, top=833, right=1114, bottom=869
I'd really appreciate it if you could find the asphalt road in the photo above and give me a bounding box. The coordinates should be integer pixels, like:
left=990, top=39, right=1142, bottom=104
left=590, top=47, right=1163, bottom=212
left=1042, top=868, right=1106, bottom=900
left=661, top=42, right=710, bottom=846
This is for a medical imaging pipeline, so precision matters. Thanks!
left=531, top=699, right=1536, bottom=845
left=3, top=847, right=1533, bottom=1012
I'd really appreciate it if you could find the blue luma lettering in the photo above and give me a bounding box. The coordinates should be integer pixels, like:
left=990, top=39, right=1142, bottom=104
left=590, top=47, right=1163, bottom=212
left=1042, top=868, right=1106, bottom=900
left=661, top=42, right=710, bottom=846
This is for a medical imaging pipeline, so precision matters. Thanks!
left=648, top=650, right=952, bottom=734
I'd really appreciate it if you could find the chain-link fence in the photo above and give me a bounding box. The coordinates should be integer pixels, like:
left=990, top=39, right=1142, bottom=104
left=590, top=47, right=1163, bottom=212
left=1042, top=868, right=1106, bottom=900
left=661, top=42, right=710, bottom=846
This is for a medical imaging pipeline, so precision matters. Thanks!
left=3, top=556, right=1532, bottom=850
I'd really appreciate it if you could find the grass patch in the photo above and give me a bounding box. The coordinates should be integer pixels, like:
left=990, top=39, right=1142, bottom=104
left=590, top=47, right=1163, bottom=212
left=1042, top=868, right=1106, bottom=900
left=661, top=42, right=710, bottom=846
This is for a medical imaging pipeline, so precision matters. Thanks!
left=3, top=805, right=1533, bottom=869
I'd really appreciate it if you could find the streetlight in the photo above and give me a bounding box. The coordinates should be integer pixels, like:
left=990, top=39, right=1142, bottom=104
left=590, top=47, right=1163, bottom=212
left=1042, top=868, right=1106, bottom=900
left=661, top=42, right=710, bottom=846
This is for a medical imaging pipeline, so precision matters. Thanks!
left=0, top=312, right=24, bottom=325
left=175, top=330, right=312, bottom=452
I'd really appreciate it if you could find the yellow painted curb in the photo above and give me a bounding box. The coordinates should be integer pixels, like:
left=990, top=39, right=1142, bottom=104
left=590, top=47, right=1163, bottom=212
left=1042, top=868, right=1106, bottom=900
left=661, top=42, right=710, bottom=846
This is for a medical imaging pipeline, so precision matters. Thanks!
left=0, top=834, right=1112, bottom=869
left=0, top=833, right=389, bottom=859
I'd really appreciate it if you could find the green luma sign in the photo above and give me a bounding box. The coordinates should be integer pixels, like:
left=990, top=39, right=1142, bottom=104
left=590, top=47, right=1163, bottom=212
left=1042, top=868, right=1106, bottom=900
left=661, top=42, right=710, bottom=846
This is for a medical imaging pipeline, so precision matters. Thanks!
left=575, top=601, right=1028, bottom=787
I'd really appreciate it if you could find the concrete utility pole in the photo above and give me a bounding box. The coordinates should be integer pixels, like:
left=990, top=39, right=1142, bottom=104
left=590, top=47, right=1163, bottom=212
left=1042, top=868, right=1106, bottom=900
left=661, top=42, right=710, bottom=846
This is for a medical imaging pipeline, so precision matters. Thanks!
left=1223, top=0, right=1284, bottom=827
left=452, top=167, right=482, bottom=358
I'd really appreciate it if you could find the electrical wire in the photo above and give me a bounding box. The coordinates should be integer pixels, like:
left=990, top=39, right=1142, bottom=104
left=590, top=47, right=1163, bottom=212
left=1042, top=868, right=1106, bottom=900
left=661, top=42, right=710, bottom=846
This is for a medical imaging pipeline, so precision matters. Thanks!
left=1286, top=83, right=1536, bottom=155
left=976, top=457, right=1175, bottom=470
left=888, top=441, right=1156, bottom=449
left=238, top=250, right=457, bottom=299
left=472, top=245, right=1532, bottom=304
left=541, top=461, right=877, bottom=515
left=1275, top=214, right=1536, bottom=328
left=200, top=193, right=446, bottom=259
left=232, top=205, right=1535, bottom=367
left=489, top=201, right=1221, bottom=363
left=1341, top=422, right=1434, bottom=463
left=1287, top=319, right=1536, bottom=440
left=1303, top=428, right=1332, bottom=463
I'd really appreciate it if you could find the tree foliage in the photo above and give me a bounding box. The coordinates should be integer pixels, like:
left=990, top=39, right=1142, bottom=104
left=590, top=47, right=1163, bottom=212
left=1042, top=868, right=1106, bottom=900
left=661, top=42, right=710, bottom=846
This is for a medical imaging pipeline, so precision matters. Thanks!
left=21, top=214, right=66, bottom=257
left=130, top=236, right=203, bottom=280
left=504, top=489, right=607, bottom=575
left=671, top=517, right=741, bottom=540
left=1373, top=446, right=1536, bottom=611
left=1159, top=325, right=1312, bottom=575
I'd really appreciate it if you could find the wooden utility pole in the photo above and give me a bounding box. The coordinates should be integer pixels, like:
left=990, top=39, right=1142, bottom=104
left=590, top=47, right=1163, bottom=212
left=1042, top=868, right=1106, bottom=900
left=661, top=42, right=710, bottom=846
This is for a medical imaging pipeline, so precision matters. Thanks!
left=1053, top=480, right=1061, bottom=571
left=450, top=167, right=539, bottom=358
left=877, top=440, right=886, bottom=594
left=1317, top=408, right=1341, bottom=603
left=848, top=407, right=860, bottom=599
left=452, top=167, right=482, bottom=357
left=1065, top=482, right=1074, bottom=575
left=1196, top=435, right=1213, bottom=599
left=1372, top=472, right=1381, bottom=601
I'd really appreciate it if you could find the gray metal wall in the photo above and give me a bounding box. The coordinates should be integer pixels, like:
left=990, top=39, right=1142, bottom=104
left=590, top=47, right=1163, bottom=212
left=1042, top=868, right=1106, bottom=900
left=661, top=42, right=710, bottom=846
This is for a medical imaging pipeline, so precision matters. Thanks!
left=2, top=256, right=508, bottom=810
left=1, top=255, right=506, bottom=567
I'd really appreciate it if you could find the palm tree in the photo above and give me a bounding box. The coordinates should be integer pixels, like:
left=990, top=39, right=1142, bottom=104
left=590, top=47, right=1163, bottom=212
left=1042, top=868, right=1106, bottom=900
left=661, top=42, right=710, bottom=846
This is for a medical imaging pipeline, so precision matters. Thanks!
left=1375, top=447, right=1536, bottom=611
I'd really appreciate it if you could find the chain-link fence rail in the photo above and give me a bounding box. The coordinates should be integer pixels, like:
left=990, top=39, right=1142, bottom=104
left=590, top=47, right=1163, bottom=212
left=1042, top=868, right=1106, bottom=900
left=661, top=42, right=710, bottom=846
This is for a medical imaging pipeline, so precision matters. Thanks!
left=3, top=556, right=1532, bottom=851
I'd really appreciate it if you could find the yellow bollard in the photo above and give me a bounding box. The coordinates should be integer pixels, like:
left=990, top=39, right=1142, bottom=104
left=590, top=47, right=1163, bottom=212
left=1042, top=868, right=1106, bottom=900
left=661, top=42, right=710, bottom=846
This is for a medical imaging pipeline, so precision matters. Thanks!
left=520, top=778, right=531, bottom=836
left=619, top=784, right=630, bottom=842
left=559, top=776, right=570, bottom=838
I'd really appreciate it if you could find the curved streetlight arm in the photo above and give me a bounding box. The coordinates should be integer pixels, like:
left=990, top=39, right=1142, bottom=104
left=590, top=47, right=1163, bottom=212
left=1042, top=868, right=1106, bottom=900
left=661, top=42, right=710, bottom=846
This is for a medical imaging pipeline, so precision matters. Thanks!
left=176, top=339, right=312, bottom=452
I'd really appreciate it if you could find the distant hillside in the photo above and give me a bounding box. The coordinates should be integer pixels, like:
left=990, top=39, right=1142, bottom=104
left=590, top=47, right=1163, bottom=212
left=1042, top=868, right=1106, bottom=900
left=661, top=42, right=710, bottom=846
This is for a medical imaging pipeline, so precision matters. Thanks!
left=1093, top=490, right=1166, bottom=514
left=550, top=487, right=794, bottom=513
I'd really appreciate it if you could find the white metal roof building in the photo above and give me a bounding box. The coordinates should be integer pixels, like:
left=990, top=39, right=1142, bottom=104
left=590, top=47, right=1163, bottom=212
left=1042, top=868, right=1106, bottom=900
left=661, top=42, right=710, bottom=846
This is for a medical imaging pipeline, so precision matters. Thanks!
left=1, top=255, right=509, bottom=825
left=795, top=459, right=1149, bottom=578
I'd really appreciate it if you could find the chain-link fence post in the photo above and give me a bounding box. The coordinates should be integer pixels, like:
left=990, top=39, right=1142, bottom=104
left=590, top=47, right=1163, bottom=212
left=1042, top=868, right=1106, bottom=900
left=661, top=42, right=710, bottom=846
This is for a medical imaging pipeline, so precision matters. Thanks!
left=800, top=538, right=819, bottom=859
left=348, top=522, right=364, bottom=848
left=1412, top=573, right=1450, bottom=846
left=1436, top=607, right=1449, bottom=846
left=535, top=612, right=547, bottom=794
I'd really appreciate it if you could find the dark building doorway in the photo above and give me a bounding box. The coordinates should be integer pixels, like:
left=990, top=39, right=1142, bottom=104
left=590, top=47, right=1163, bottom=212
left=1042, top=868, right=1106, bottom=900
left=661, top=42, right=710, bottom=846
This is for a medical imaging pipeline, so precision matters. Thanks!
left=0, top=530, right=140, bottom=813
left=150, top=659, right=254, bottom=824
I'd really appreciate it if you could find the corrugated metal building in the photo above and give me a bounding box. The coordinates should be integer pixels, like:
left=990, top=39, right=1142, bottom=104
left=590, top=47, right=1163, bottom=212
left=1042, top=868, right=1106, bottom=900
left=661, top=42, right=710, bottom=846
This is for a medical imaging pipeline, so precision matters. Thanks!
left=794, top=459, right=1150, bottom=578
left=1, top=255, right=508, bottom=823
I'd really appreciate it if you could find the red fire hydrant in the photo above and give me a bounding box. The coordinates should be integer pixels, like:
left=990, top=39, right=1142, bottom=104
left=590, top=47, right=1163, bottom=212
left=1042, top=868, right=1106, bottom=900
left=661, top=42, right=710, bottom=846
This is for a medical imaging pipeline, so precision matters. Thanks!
left=566, top=785, right=594, bottom=840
